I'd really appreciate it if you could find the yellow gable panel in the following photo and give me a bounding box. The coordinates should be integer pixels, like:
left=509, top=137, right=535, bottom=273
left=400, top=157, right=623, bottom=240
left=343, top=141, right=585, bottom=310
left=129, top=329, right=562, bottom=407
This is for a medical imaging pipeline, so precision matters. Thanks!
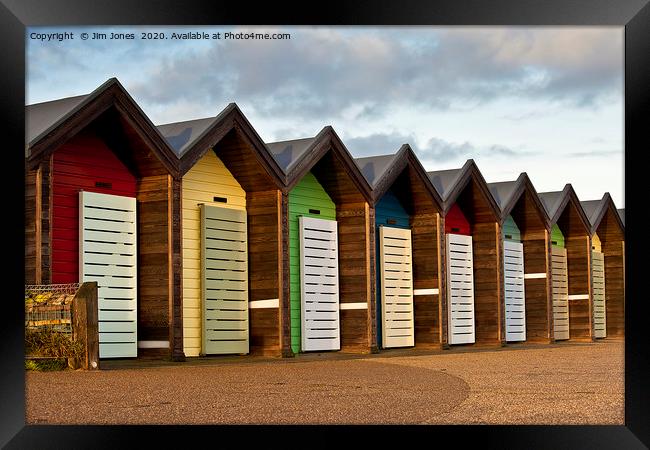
left=182, top=150, right=246, bottom=357
left=592, top=233, right=602, bottom=253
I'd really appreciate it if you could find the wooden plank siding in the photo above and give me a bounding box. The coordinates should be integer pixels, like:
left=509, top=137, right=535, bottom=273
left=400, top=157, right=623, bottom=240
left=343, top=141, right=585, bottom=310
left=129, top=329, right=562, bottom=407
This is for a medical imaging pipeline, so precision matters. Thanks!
left=472, top=221, right=502, bottom=344
left=181, top=150, right=247, bottom=357
left=336, top=202, right=374, bottom=353
left=598, top=206, right=625, bottom=337
left=437, top=215, right=448, bottom=348
left=41, top=158, right=52, bottom=284
left=247, top=189, right=283, bottom=355
left=521, top=237, right=553, bottom=342
left=25, top=166, right=38, bottom=284
left=170, top=177, right=184, bottom=361
left=411, top=212, right=442, bottom=347
left=566, top=234, right=592, bottom=341
left=603, top=240, right=624, bottom=336
left=280, top=193, right=292, bottom=357
left=136, top=174, right=172, bottom=355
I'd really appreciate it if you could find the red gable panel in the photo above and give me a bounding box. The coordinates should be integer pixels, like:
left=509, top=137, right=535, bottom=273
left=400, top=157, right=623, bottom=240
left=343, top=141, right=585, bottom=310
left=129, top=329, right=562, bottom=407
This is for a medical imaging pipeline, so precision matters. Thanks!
left=445, top=202, right=471, bottom=235
left=51, top=132, right=137, bottom=283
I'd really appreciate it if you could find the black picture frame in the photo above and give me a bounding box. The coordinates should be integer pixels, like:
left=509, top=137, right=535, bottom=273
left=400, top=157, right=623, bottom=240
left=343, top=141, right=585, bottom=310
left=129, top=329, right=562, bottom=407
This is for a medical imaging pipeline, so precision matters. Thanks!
left=1, top=0, right=647, bottom=447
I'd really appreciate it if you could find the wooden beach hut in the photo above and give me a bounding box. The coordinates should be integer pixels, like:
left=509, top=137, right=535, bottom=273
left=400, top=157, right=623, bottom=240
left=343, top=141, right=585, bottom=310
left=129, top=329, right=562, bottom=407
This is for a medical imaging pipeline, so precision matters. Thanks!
left=25, top=78, right=184, bottom=360
left=538, top=185, right=593, bottom=341
left=355, top=145, right=445, bottom=350
left=488, top=173, right=553, bottom=344
left=266, top=127, right=374, bottom=354
left=580, top=193, right=625, bottom=338
left=157, top=104, right=287, bottom=357
left=427, top=160, right=503, bottom=346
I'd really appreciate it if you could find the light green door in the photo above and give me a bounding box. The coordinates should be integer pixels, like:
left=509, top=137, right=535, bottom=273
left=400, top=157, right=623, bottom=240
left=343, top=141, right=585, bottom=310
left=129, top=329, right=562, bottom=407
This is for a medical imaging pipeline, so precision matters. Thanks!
left=200, top=204, right=249, bottom=355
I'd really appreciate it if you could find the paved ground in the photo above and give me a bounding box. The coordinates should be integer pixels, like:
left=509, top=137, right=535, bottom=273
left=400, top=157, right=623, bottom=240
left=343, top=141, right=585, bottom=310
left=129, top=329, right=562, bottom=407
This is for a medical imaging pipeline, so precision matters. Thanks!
left=25, top=339, right=624, bottom=425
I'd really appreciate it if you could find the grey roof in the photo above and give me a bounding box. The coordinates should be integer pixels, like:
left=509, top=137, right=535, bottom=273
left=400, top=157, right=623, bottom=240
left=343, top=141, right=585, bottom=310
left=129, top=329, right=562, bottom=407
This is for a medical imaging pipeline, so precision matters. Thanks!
left=487, top=180, right=518, bottom=211
left=618, top=208, right=625, bottom=226
left=580, top=200, right=602, bottom=227
left=26, top=94, right=89, bottom=147
left=157, top=116, right=218, bottom=157
left=538, top=191, right=564, bottom=218
left=354, top=153, right=399, bottom=188
left=427, top=168, right=462, bottom=201
left=266, top=137, right=316, bottom=174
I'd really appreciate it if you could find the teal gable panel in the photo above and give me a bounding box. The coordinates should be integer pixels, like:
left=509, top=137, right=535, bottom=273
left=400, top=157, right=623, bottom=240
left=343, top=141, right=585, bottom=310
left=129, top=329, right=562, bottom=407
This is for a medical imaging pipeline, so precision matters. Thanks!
left=503, top=215, right=522, bottom=242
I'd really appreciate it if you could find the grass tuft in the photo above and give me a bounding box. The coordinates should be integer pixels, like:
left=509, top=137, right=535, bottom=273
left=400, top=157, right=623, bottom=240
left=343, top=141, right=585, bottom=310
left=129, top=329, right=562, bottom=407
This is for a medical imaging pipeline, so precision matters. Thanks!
left=25, top=327, right=83, bottom=371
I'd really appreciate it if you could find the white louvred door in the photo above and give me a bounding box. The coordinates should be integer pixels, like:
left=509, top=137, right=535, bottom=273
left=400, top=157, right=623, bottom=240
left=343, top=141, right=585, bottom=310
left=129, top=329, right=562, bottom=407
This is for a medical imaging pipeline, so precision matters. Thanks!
left=552, top=246, right=569, bottom=340
left=504, top=241, right=526, bottom=342
left=379, top=226, right=414, bottom=348
left=299, top=216, right=340, bottom=352
left=200, top=204, right=249, bottom=355
left=79, top=191, right=137, bottom=358
left=592, top=251, right=606, bottom=338
left=446, top=233, right=475, bottom=345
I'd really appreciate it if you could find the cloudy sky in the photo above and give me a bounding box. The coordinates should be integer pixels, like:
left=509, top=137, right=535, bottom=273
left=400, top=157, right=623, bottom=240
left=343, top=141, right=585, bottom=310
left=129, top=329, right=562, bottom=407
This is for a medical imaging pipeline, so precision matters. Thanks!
left=26, top=26, right=624, bottom=207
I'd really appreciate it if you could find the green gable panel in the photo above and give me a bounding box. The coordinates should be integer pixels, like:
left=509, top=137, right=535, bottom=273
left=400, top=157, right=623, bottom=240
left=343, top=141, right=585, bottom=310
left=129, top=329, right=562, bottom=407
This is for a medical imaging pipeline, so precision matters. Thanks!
left=502, top=215, right=521, bottom=242
left=551, top=223, right=565, bottom=248
left=288, top=172, right=336, bottom=353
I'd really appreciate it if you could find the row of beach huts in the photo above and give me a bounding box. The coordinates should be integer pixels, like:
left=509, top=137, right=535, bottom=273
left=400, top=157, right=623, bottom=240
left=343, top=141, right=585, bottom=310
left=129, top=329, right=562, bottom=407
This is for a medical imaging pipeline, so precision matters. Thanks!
left=24, top=78, right=625, bottom=360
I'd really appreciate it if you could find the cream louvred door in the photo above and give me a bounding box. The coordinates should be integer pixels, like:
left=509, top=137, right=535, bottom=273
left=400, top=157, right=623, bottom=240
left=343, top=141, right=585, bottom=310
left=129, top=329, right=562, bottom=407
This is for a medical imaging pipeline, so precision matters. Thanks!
left=504, top=241, right=526, bottom=342
left=552, top=246, right=569, bottom=340
left=299, top=216, right=340, bottom=352
left=446, top=233, right=475, bottom=345
left=79, top=191, right=137, bottom=358
left=379, top=226, right=414, bottom=348
left=200, top=204, right=249, bottom=355
left=592, top=251, right=606, bottom=338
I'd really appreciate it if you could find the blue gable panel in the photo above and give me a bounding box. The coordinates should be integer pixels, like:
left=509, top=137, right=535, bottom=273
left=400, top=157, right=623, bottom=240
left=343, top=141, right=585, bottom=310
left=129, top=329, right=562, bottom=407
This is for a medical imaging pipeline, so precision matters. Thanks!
left=375, top=190, right=410, bottom=229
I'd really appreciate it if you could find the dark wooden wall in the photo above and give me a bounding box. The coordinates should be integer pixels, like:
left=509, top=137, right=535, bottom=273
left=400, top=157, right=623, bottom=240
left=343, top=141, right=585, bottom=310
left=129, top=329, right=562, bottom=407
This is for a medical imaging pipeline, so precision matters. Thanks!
left=603, top=240, right=624, bottom=336
left=136, top=175, right=172, bottom=352
left=566, top=235, right=592, bottom=340
left=473, top=221, right=502, bottom=344
left=522, top=237, right=552, bottom=342
left=511, top=189, right=552, bottom=343
left=247, top=189, right=283, bottom=356
left=337, top=202, right=374, bottom=353
left=556, top=200, right=592, bottom=341
left=42, top=159, right=52, bottom=285
left=25, top=166, right=38, bottom=284
left=170, top=178, right=183, bottom=361
left=598, top=207, right=625, bottom=337
left=280, top=193, right=291, bottom=356
left=411, top=212, right=442, bottom=347
left=438, top=218, right=448, bottom=348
